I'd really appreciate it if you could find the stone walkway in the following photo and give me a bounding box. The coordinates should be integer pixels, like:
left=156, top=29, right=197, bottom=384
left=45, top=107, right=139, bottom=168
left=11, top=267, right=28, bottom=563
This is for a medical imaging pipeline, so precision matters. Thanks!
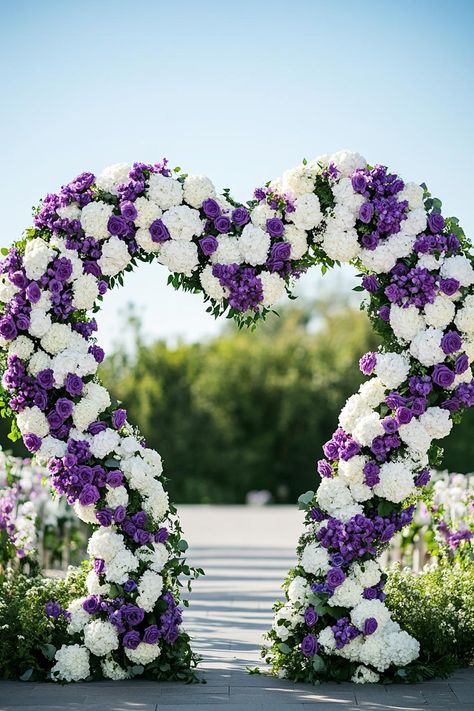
left=1, top=505, right=473, bottom=710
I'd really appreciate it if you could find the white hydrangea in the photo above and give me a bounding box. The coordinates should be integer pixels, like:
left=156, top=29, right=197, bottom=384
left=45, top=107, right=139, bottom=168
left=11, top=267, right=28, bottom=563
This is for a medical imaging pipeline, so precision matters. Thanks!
left=424, top=295, right=456, bottom=329
left=284, top=224, right=308, bottom=260
left=101, top=655, right=130, bottom=680
left=316, top=477, right=359, bottom=521
left=106, top=549, right=139, bottom=584
left=142, top=480, right=169, bottom=521
left=134, top=197, right=163, bottom=229
left=389, top=304, right=425, bottom=342
left=85, top=569, right=111, bottom=596
left=23, top=238, right=55, bottom=280
left=80, top=201, right=114, bottom=241
left=16, top=406, right=49, bottom=438
left=272, top=602, right=304, bottom=640
left=374, top=352, right=410, bottom=389
left=28, top=308, right=52, bottom=338
left=210, top=235, right=242, bottom=265
left=183, top=174, right=215, bottom=208
left=125, top=642, right=161, bottom=666
left=351, top=599, right=391, bottom=632
left=135, top=227, right=161, bottom=254
left=322, top=226, right=360, bottom=263
left=28, top=350, right=52, bottom=376
left=440, top=255, right=474, bottom=288
left=399, top=418, right=432, bottom=456
left=409, top=328, right=444, bottom=367
left=51, top=644, right=90, bottom=682
left=99, top=236, right=131, bottom=277
left=0, top=274, right=19, bottom=303
left=40, top=323, right=74, bottom=355
left=96, top=163, right=131, bottom=195
left=159, top=240, right=199, bottom=276
left=339, top=394, right=372, bottom=433
left=279, top=164, right=317, bottom=196
left=329, top=150, right=367, bottom=177
left=328, top=578, right=364, bottom=608
left=288, top=193, right=322, bottom=231
left=88, top=529, right=126, bottom=562
left=331, top=177, right=365, bottom=214
left=8, top=335, right=34, bottom=361
left=161, top=205, right=204, bottom=241
left=338, top=455, right=366, bottom=485
left=136, top=570, right=164, bottom=612
left=318, top=625, right=337, bottom=653
left=136, top=542, right=169, bottom=573
left=238, top=224, right=271, bottom=266
left=300, top=541, right=331, bottom=575
left=250, top=202, right=277, bottom=228
left=287, top=575, right=309, bottom=604
left=402, top=207, right=427, bottom=235
left=83, top=620, right=119, bottom=657
left=352, top=412, right=384, bottom=447
left=67, top=598, right=91, bottom=634
left=73, top=501, right=98, bottom=524
left=200, top=264, right=226, bottom=301
left=358, top=378, right=386, bottom=408
left=36, top=435, right=67, bottom=463
left=105, top=485, right=129, bottom=509
left=72, top=274, right=99, bottom=311
left=398, top=182, right=424, bottom=210
left=351, top=665, right=380, bottom=684
left=259, top=272, right=286, bottom=308
left=89, top=428, right=120, bottom=459
left=374, top=461, right=415, bottom=503
left=148, top=173, right=183, bottom=209
left=420, top=407, right=452, bottom=440
left=349, top=560, right=382, bottom=588
left=455, top=295, right=474, bottom=336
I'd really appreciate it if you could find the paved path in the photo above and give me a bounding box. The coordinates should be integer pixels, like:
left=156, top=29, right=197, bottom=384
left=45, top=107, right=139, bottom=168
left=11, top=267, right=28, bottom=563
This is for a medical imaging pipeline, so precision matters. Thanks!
left=1, top=505, right=473, bottom=710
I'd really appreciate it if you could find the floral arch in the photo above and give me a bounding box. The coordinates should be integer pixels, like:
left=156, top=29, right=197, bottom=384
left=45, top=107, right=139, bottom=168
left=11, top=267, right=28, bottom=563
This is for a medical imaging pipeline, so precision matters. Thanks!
left=0, top=151, right=473, bottom=683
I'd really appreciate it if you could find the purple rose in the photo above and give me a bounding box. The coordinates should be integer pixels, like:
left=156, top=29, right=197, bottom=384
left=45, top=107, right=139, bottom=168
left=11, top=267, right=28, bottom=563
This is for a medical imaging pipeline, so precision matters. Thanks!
left=45, top=601, right=62, bottom=618
left=381, top=417, right=398, bottom=434
left=266, top=218, right=285, bottom=237
left=114, top=505, right=127, bottom=523
left=432, top=364, right=455, bottom=388
left=10, top=271, right=27, bottom=289
left=428, top=212, right=445, bottom=234
left=64, top=373, right=84, bottom=397
left=440, top=278, right=460, bottom=296
left=359, top=352, right=376, bottom=375
left=359, top=202, right=374, bottom=224
left=96, top=509, right=113, bottom=526
left=26, top=282, right=41, bottom=303
left=122, top=630, right=141, bottom=649
left=395, top=407, right=412, bottom=425
left=361, top=232, right=379, bottom=250
left=155, top=527, right=169, bottom=543
left=326, top=567, right=345, bottom=590
left=89, top=345, right=105, bottom=363
left=351, top=172, right=367, bottom=193
left=317, top=459, right=333, bottom=478
left=131, top=511, right=147, bottom=527
left=384, top=284, right=400, bottom=304
left=300, top=634, right=319, bottom=657
left=447, top=234, right=460, bottom=253
left=304, top=607, right=318, bottom=628
left=149, top=219, right=170, bottom=243
left=199, top=235, right=218, bottom=255
left=77, top=466, right=93, bottom=485
left=37, top=369, right=55, bottom=390
left=107, top=470, right=124, bottom=488
left=107, top=215, right=128, bottom=236
left=363, top=586, right=378, bottom=600
left=83, top=595, right=101, bottom=614
left=441, top=330, right=462, bottom=355
left=88, top=420, right=107, bottom=435
left=270, top=241, right=291, bottom=262
left=378, top=305, right=390, bottom=322
left=231, top=207, right=249, bottom=226
left=363, top=460, right=380, bottom=486
left=123, top=579, right=137, bottom=593
left=455, top=353, right=469, bottom=375
left=340, top=439, right=361, bottom=460
left=202, top=198, right=221, bottom=219
left=134, top=529, right=151, bottom=545
left=0, top=316, right=18, bottom=340
left=112, top=408, right=127, bottom=429
left=54, top=257, right=73, bottom=281
left=122, top=604, right=145, bottom=627
left=24, top=432, right=42, bottom=453
left=411, top=397, right=428, bottom=416
left=94, top=558, right=105, bottom=574
left=143, top=624, right=160, bottom=644
left=56, top=398, right=73, bottom=420
left=79, top=484, right=100, bottom=506
left=47, top=411, right=63, bottom=431
left=120, top=201, right=138, bottom=221
left=362, top=274, right=379, bottom=293
left=323, top=439, right=339, bottom=460
left=415, top=469, right=431, bottom=487
left=385, top=391, right=407, bottom=409
left=214, top=215, right=231, bottom=234
left=363, top=617, right=378, bottom=635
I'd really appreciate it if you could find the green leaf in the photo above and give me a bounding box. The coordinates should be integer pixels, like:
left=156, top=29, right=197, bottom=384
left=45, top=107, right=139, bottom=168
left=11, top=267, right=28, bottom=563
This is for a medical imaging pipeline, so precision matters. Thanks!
left=312, top=655, right=326, bottom=672
left=104, top=458, right=120, bottom=469
left=130, top=664, right=144, bottom=676
left=178, top=539, right=189, bottom=552
left=278, top=643, right=291, bottom=654
left=19, top=668, right=33, bottom=681
left=40, top=643, right=56, bottom=661
left=298, top=490, right=315, bottom=510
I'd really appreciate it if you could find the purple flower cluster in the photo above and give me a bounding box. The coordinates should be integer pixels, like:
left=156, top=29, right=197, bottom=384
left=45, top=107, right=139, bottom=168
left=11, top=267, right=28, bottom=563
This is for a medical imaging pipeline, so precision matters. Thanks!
left=331, top=617, right=360, bottom=650
left=322, top=428, right=361, bottom=463
left=212, top=264, right=263, bottom=312
left=385, top=265, right=438, bottom=309
left=45, top=601, right=71, bottom=620
left=0, top=254, right=32, bottom=341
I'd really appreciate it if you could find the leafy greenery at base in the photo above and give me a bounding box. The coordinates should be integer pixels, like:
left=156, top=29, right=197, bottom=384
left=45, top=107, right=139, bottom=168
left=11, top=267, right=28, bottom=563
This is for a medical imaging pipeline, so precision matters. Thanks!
left=0, top=566, right=87, bottom=681
left=385, top=559, right=474, bottom=681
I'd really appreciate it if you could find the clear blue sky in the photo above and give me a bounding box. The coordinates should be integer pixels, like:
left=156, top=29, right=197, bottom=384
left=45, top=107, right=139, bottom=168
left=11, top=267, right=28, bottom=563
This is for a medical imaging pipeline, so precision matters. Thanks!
left=1, top=0, right=473, bottom=351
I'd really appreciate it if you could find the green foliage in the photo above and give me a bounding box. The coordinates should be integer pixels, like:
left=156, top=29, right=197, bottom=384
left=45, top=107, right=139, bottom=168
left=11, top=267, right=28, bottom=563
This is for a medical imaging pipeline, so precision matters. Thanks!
left=0, top=566, right=87, bottom=681
left=385, top=559, right=474, bottom=679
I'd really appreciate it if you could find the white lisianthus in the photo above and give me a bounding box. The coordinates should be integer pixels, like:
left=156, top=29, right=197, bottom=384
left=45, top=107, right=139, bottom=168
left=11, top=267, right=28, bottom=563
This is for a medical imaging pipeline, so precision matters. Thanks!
left=148, top=173, right=183, bottom=209
left=80, top=201, right=114, bottom=241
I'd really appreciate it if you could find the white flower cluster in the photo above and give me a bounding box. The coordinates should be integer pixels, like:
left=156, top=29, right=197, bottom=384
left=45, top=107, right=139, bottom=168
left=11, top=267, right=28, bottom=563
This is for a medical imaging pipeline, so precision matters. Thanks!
left=51, top=644, right=90, bottom=682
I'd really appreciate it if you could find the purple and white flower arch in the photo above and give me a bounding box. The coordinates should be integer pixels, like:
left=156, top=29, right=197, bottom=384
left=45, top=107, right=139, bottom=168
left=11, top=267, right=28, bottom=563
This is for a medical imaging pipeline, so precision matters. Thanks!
left=0, top=151, right=473, bottom=683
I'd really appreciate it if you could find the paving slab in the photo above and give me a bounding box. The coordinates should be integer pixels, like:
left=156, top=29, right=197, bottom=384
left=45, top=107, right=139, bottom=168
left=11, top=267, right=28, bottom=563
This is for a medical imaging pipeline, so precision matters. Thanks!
left=1, top=505, right=473, bottom=710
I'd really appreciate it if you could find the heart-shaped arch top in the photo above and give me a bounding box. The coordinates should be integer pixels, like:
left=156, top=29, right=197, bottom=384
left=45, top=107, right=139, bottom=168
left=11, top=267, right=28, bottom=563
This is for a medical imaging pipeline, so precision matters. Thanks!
left=0, top=151, right=473, bottom=683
